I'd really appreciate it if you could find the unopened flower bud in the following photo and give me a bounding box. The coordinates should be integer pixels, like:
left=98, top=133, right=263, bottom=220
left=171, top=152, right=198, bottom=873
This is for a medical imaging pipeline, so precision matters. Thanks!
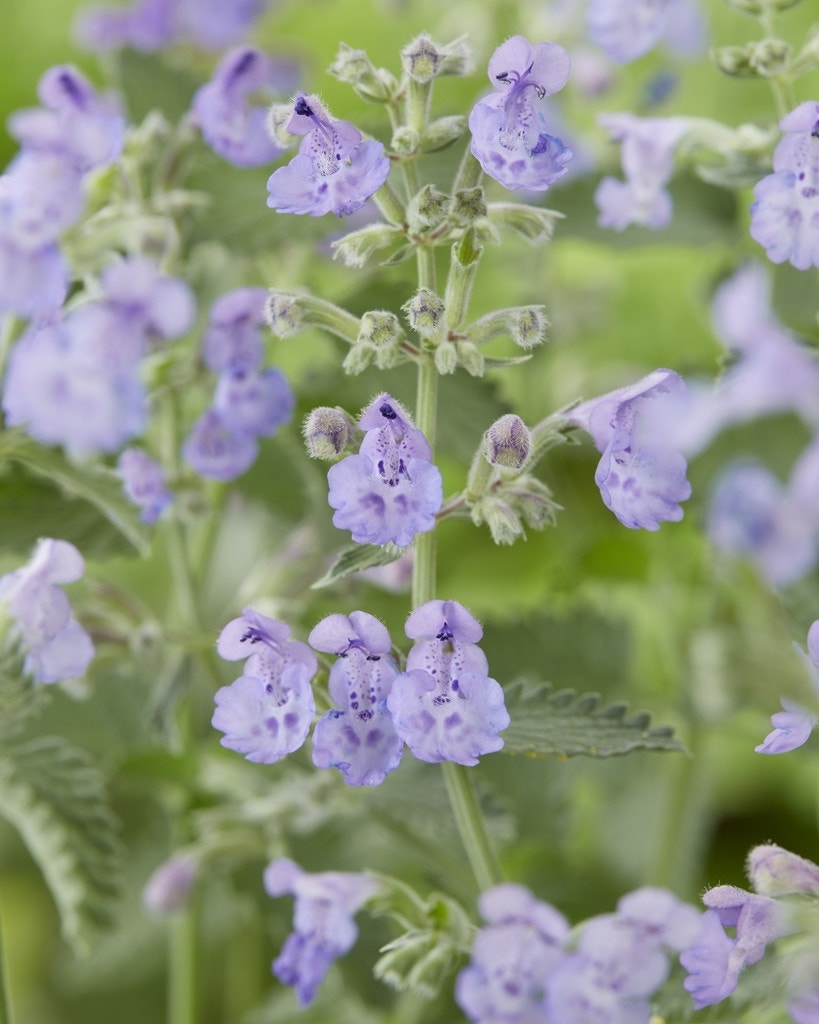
left=434, top=340, right=458, bottom=374
left=331, top=223, right=405, bottom=268
left=486, top=202, right=563, bottom=244
left=392, top=126, right=420, bottom=156
left=749, top=38, right=792, bottom=77
left=407, top=185, right=450, bottom=234
left=264, top=291, right=303, bottom=336
left=403, top=287, right=446, bottom=339
left=143, top=854, right=197, bottom=915
left=467, top=306, right=549, bottom=349
left=712, top=44, right=756, bottom=77
left=452, top=187, right=487, bottom=225
left=356, top=310, right=405, bottom=369
left=485, top=415, right=532, bottom=470
left=302, top=407, right=356, bottom=459
left=456, top=341, right=484, bottom=377
left=747, top=844, right=819, bottom=897
left=342, top=344, right=376, bottom=374
left=328, top=44, right=398, bottom=102
left=513, top=477, right=560, bottom=530
left=478, top=497, right=525, bottom=545
left=401, top=34, right=442, bottom=83
left=421, top=116, right=467, bottom=153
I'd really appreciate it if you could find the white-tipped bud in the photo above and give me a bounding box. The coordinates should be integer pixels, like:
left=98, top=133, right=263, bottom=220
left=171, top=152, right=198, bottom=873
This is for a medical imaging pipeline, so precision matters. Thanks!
left=302, top=407, right=356, bottom=460
left=467, top=306, right=550, bottom=349
left=402, top=287, right=446, bottom=339
left=451, top=187, right=487, bottom=225
left=392, top=126, right=420, bottom=156
left=485, top=415, right=532, bottom=470
left=264, top=291, right=303, bottom=336
left=407, top=185, right=450, bottom=233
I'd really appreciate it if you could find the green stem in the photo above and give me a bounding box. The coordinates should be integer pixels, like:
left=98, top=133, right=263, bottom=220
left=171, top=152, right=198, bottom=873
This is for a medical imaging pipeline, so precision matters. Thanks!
left=0, top=900, right=14, bottom=1024
left=442, top=763, right=504, bottom=891
left=169, top=899, right=198, bottom=1024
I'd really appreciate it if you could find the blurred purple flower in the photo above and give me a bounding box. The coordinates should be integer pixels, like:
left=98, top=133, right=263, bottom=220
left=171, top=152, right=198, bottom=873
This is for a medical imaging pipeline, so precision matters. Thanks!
left=587, top=0, right=706, bottom=64
left=756, top=621, right=819, bottom=755
left=567, top=368, right=692, bottom=530
left=456, top=883, right=570, bottom=1023
left=267, top=94, right=390, bottom=217
left=75, top=0, right=271, bottom=52
left=212, top=608, right=317, bottom=764
left=201, top=287, right=267, bottom=374
left=748, top=844, right=819, bottom=897
left=192, top=47, right=298, bottom=168
left=327, top=394, right=442, bottom=547
left=142, top=854, right=197, bottom=914
left=118, top=448, right=173, bottom=524
left=213, top=367, right=294, bottom=438
left=595, top=113, right=689, bottom=230
left=182, top=408, right=258, bottom=481
left=309, top=611, right=403, bottom=787
left=0, top=539, right=94, bottom=684
left=468, top=35, right=573, bottom=192
left=387, top=599, right=509, bottom=765
left=790, top=991, right=819, bottom=1024
left=263, top=857, right=378, bottom=1005
left=751, top=101, right=819, bottom=270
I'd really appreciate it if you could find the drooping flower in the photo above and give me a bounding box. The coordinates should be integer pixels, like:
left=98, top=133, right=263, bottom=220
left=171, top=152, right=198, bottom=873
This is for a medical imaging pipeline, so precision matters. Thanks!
left=456, top=883, right=570, bottom=1023
left=266, top=93, right=391, bottom=217
left=567, top=368, right=692, bottom=530
left=191, top=46, right=298, bottom=168
left=756, top=621, right=819, bottom=755
left=386, top=600, right=509, bottom=765
left=0, top=539, right=94, bottom=684
left=201, top=287, right=268, bottom=375
left=181, top=408, right=259, bottom=482
left=586, top=0, right=706, bottom=64
left=468, top=35, right=573, bottom=192
left=750, top=101, right=819, bottom=271
left=263, top=857, right=378, bottom=1005
left=212, top=608, right=317, bottom=763
left=595, top=113, right=689, bottom=230
left=308, top=611, right=403, bottom=786
left=117, top=448, right=173, bottom=524
left=213, top=367, right=294, bottom=438
left=327, top=394, right=443, bottom=547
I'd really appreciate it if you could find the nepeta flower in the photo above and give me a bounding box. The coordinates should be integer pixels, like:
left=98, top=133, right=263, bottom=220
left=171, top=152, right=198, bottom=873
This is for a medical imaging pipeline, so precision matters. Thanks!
left=790, top=991, right=819, bottom=1024
left=213, top=367, right=294, bottom=438
left=142, top=854, right=197, bottom=914
left=751, top=101, right=819, bottom=270
left=756, top=621, right=819, bottom=755
left=587, top=0, right=706, bottom=64
left=0, top=539, right=94, bottom=684
left=309, top=612, right=403, bottom=786
left=212, top=608, right=317, bottom=763
left=327, top=394, right=442, bottom=547
left=192, top=47, right=297, bottom=168
left=263, top=857, right=378, bottom=1006
left=75, top=0, right=271, bottom=52
left=468, top=36, right=573, bottom=192
left=8, top=64, right=125, bottom=173
left=201, top=287, right=267, bottom=375
left=681, top=887, right=790, bottom=1008
left=117, top=448, right=173, bottom=524
left=456, top=883, right=570, bottom=1023
left=266, top=94, right=390, bottom=217
left=182, top=408, right=259, bottom=482
left=386, top=600, right=510, bottom=765
left=567, top=369, right=692, bottom=530
left=595, top=113, right=689, bottom=230
left=747, top=844, right=819, bottom=898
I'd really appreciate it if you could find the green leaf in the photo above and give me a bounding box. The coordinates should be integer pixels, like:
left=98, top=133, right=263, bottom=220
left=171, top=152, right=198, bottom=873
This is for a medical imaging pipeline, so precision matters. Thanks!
left=0, top=736, right=124, bottom=953
left=482, top=354, right=534, bottom=369
left=0, top=431, right=148, bottom=556
left=501, top=681, right=686, bottom=759
left=312, top=542, right=407, bottom=588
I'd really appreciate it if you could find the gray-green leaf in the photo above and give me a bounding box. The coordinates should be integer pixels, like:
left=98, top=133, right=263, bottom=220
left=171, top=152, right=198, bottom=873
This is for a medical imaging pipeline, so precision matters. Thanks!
left=312, top=542, right=407, bottom=588
left=0, top=736, right=124, bottom=952
left=501, top=681, right=686, bottom=758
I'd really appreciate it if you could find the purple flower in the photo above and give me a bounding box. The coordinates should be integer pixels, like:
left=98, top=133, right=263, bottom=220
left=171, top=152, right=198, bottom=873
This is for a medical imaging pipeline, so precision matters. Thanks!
left=309, top=611, right=403, bottom=787
left=142, top=854, right=197, bottom=914
left=0, top=235, right=68, bottom=318
left=756, top=621, right=819, bottom=754
left=456, top=883, right=570, bottom=1023
left=706, top=461, right=817, bottom=588
left=266, top=94, right=391, bottom=217
left=681, top=886, right=791, bottom=1008
left=587, top=0, right=706, bottom=64
left=8, top=64, right=125, bottom=173
left=567, top=368, right=692, bottom=530
left=2, top=317, right=148, bottom=457
left=747, top=844, right=819, bottom=898
left=263, top=857, right=378, bottom=1006
left=201, top=287, right=268, bottom=374
left=468, top=36, right=573, bottom=192
left=0, top=539, right=94, bottom=684
left=212, top=608, right=317, bottom=763
left=182, top=408, right=259, bottom=482
left=750, top=102, right=819, bottom=270
left=98, top=255, right=196, bottom=349
left=192, top=47, right=297, bottom=168
left=117, top=448, right=173, bottom=524
left=213, top=367, right=294, bottom=438
left=790, top=991, right=819, bottom=1024
left=327, top=394, right=443, bottom=547
left=74, top=0, right=271, bottom=52
left=595, top=114, right=689, bottom=230
left=386, top=600, right=509, bottom=765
